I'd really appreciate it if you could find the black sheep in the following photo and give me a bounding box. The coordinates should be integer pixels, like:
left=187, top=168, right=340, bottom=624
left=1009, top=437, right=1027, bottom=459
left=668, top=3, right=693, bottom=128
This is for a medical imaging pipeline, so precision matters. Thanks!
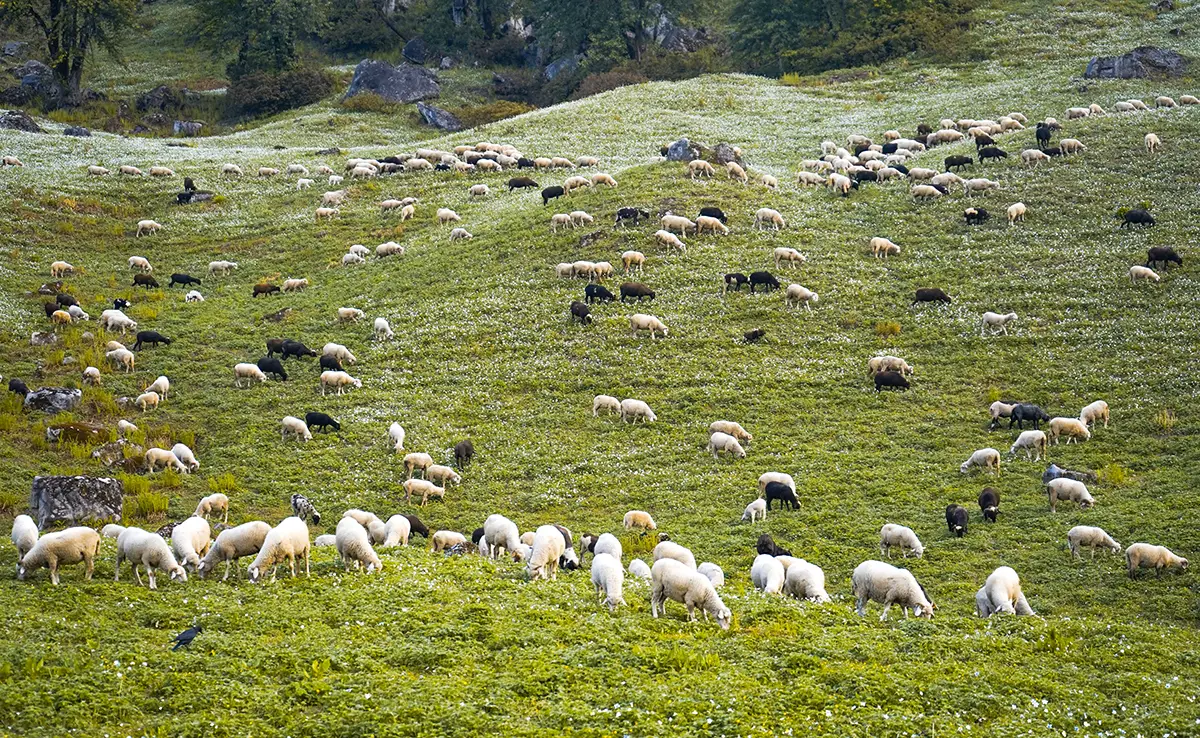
left=319, top=354, right=343, bottom=371
left=55, top=293, right=78, bottom=307
left=764, top=481, right=800, bottom=510
left=929, top=183, right=948, bottom=195
left=570, top=301, right=592, bottom=325
left=454, top=439, right=474, bottom=468
left=891, top=164, right=909, bottom=175
left=723, top=273, right=749, bottom=293
left=507, top=176, right=538, bottom=191
left=620, top=282, right=655, bottom=302
left=8, top=378, right=29, bottom=396
left=853, top=143, right=871, bottom=156
left=945, top=155, right=973, bottom=170
left=1009, top=403, right=1050, bottom=430
left=974, top=134, right=995, bottom=150
left=875, top=371, right=910, bottom=392
left=698, top=206, right=727, bottom=223
left=434, top=163, right=452, bottom=171
left=305, top=411, right=340, bottom=432
left=133, top=330, right=171, bottom=350
left=853, top=170, right=878, bottom=183
left=881, top=143, right=898, bottom=155
left=756, top=533, right=792, bottom=557
left=256, top=356, right=288, bottom=380
left=743, top=328, right=766, bottom=343
left=964, top=207, right=990, bottom=226
left=113, top=298, right=130, bottom=310
left=979, top=146, right=1008, bottom=162
left=749, top=271, right=780, bottom=293
left=978, top=487, right=1000, bottom=522
left=1120, top=209, right=1155, bottom=228
left=917, top=123, right=933, bottom=137
left=541, top=186, right=565, bottom=206
left=281, top=339, right=318, bottom=359
left=1043, top=147, right=1063, bottom=157
left=252, top=284, right=279, bottom=297
left=168, top=273, right=201, bottom=288
left=42, top=301, right=58, bottom=317
left=133, top=274, right=160, bottom=288
left=183, top=177, right=196, bottom=192
left=1035, top=123, right=1052, bottom=149
left=913, top=287, right=952, bottom=304
left=517, top=158, right=535, bottom=169
left=1147, top=246, right=1183, bottom=269
left=266, top=338, right=284, bottom=356
left=615, top=207, right=650, bottom=226
left=946, top=504, right=969, bottom=537
left=585, top=284, right=615, bottom=304
left=403, top=514, right=430, bottom=538
left=471, top=527, right=485, bottom=545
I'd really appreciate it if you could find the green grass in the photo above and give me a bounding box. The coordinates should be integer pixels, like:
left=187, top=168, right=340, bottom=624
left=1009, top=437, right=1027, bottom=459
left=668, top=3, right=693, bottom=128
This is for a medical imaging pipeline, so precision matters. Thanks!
left=1, top=4, right=1200, bottom=735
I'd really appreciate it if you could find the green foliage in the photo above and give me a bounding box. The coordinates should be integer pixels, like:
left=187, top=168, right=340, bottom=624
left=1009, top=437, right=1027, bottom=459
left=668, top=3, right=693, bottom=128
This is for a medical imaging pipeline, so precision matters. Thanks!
left=154, top=469, right=183, bottom=490
left=192, top=0, right=329, bottom=78
left=0, top=490, right=23, bottom=517
left=1154, top=408, right=1177, bottom=433
left=207, top=472, right=240, bottom=494
left=873, top=320, right=901, bottom=339
left=123, top=490, right=169, bottom=521
left=226, top=67, right=335, bottom=118
left=116, top=473, right=149, bottom=496
left=522, top=0, right=700, bottom=62
left=570, top=70, right=650, bottom=101
left=451, top=100, right=537, bottom=128
left=338, top=91, right=404, bottom=114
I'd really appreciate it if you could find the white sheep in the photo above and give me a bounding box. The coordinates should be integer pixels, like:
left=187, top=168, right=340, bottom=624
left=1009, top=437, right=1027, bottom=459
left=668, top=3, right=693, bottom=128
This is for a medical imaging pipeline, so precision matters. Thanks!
left=342, top=509, right=381, bottom=528
left=168, top=443, right=198, bottom=473
left=233, top=362, right=267, bottom=388
left=337, top=307, right=365, bottom=323
left=107, top=348, right=135, bottom=372
left=403, top=452, right=434, bottom=478
left=783, top=559, right=831, bottom=603
left=870, top=237, right=900, bottom=259
left=376, top=241, right=405, bottom=257
left=753, top=208, right=785, bottom=230
left=707, top=431, right=746, bottom=460
left=316, top=207, right=339, bottom=221
left=1181, top=95, right=1199, bottom=105
left=135, top=220, right=162, bottom=237
left=11, top=514, right=38, bottom=562
left=115, top=527, right=186, bottom=589
left=387, top=422, right=405, bottom=452
left=709, top=420, right=751, bottom=444
left=773, top=247, right=805, bottom=269
left=1079, top=400, right=1110, bottom=428
left=1046, top=478, right=1094, bottom=511
left=1129, top=265, right=1160, bottom=283
left=590, top=553, right=626, bottom=612
left=185, top=290, right=204, bottom=303
left=527, top=524, right=566, bottom=580
left=981, top=311, right=1018, bottom=335
left=18, top=527, right=102, bottom=585
left=194, top=492, right=229, bottom=524
left=697, top=562, right=724, bottom=588
left=1009, top=430, right=1047, bottom=461
left=911, top=184, right=943, bottom=200
left=208, top=260, right=238, bottom=276
left=630, top=314, right=668, bottom=339
left=1145, top=133, right=1161, bottom=153
left=975, top=566, right=1034, bottom=616
left=1125, top=543, right=1189, bottom=577
left=1006, top=202, right=1027, bottom=225
left=1067, top=525, right=1121, bottom=559
left=965, top=178, right=999, bottom=194
left=591, top=532, right=623, bottom=562
left=282, top=278, right=309, bottom=292
left=117, top=419, right=137, bottom=437
left=660, top=214, right=696, bottom=236
left=1020, top=149, right=1050, bottom=167
left=296, top=178, right=314, bottom=190
left=281, top=415, right=313, bottom=442
left=221, top=163, right=243, bottom=177
left=248, top=517, right=311, bottom=583
left=742, top=498, right=766, bottom=522
left=623, top=510, right=656, bottom=530
left=1157, top=95, right=1178, bottom=108
left=170, top=516, right=212, bottom=571
left=88, top=165, right=109, bottom=176
left=785, top=284, right=819, bottom=310
left=484, top=514, right=520, bottom=559
left=128, top=256, right=153, bottom=273
left=879, top=524, right=924, bottom=558
left=370, top=317, right=395, bottom=341
left=628, top=559, right=652, bottom=579
left=436, top=208, right=461, bottom=225
left=1060, top=138, right=1086, bottom=155
left=1048, top=417, right=1090, bottom=444
left=323, top=342, right=357, bottom=364
left=449, top=227, right=473, bottom=241
left=650, top=559, right=732, bottom=629
left=960, top=448, right=1001, bottom=474
left=751, top=554, right=785, bottom=593
left=426, top=464, right=461, bottom=487
left=758, top=472, right=795, bottom=493
left=50, top=260, right=75, bottom=277
left=119, top=165, right=144, bottom=176
left=653, top=541, right=696, bottom=570
left=102, top=524, right=126, bottom=539
left=619, top=398, right=656, bottom=423
left=336, top=518, right=383, bottom=573
left=654, top=229, right=686, bottom=251
left=320, top=370, right=362, bottom=396
left=381, top=515, right=411, bottom=547
left=403, top=478, right=445, bottom=506
left=82, top=366, right=101, bottom=385
left=852, top=560, right=933, bottom=620
left=145, top=447, right=186, bottom=473
left=687, top=159, right=715, bottom=179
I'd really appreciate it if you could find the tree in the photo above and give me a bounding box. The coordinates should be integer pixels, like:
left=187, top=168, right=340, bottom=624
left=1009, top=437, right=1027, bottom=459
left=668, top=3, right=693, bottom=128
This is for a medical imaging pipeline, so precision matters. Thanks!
left=192, top=0, right=329, bottom=79
left=0, top=0, right=138, bottom=105
left=520, top=0, right=699, bottom=63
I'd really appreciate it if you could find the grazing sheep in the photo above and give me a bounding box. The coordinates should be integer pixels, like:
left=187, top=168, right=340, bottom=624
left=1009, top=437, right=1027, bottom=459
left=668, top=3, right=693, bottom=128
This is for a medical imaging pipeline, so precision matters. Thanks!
left=1046, top=478, right=1094, bottom=512
left=785, top=284, right=818, bottom=310
left=82, top=366, right=101, bottom=385
left=221, top=163, right=243, bottom=177
left=1125, top=543, right=1189, bottom=577
left=867, top=356, right=913, bottom=376
left=630, top=313, right=668, bottom=339
left=757, top=534, right=792, bottom=557
left=171, top=442, right=200, bottom=472
left=372, top=317, right=395, bottom=341
left=209, top=260, right=238, bottom=276
left=751, top=554, right=785, bottom=593
left=319, top=370, right=362, bottom=396
left=687, top=159, right=715, bottom=179
left=773, top=247, right=805, bottom=269
left=88, top=165, right=108, bottom=175
left=758, top=472, right=795, bottom=494
left=623, top=510, right=656, bottom=531
left=117, top=420, right=137, bottom=437
left=1020, top=149, right=1050, bottom=167
left=753, top=208, right=785, bottom=230
left=975, top=566, right=1034, bottom=617
left=185, top=290, right=204, bottom=303
left=527, top=525, right=566, bottom=580
left=11, top=514, right=38, bottom=562
left=1006, top=202, right=1027, bottom=225
left=911, top=184, right=944, bottom=200
left=135, top=220, right=162, bottom=237
left=946, top=504, right=969, bottom=537
left=282, top=278, right=309, bottom=292
left=315, top=207, right=339, bottom=221
left=1048, top=417, right=1090, bottom=444
left=335, top=518, right=383, bottom=573
left=233, top=362, right=267, bottom=388
left=322, top=342, right=356, bottom=365
left=784, top=560, right=831, bottom=603
left=1060, top=138, right=1086, bottom=155
left=590, top=553, right=627, bottom=611
left=978, top=487, right=1000, bottom=522
left=337, top=307, right=365, bottom=323
left=763, top=482, right=799, bottom=511
left=248, top=517, right=311, bottom=583
left=592, top=394, right=620, bottom=417
left=403, top=452, right=434, bottom=479
left=1079, top=400, right=1110, bottom=428
left=874, top=371, right=910, bottom=391
left=871, top=237, right=900, bottom=259
left=281, top=415, right=313, bottom=442
left=171, top=516, right=212, bottom=571
left=708, top=420, right=751, bottom=444
left=194, top=493, right=229, bottom=524
left=619, top=398, right=657, bottom=423
left=1181, top=95, right=1199, bottom=105
left=296, top=178, right=314, bottom=190
left=1067, top=526, right=1121, bottom=559
left=852, top=560, right=934, bottom=620
left=114, top=527, right=186, bottom=589
left=650, top=559, right=732, bottom=629
left=628, top=559, right=652, bottom=579
left=128, top=256, right=153, bottom=273
left=119, top=165, right=144, bottom=176
left=1145, top=133, right=1161, bottom=153
left=483, top=514, right=520, bottom=559
left=380, top=515, right=411, bottom=548
left=879, top=524, right=924, bottom=558
left=652, top=230, right=686, bottom=252
left=431, top=530, right=466, bottom=552
left=449, top=227, right=473, bottom=241
left=1156, top=95, right=1177, bottom=108
left=697, top=562, right=725, bottom=588
left=426, top=465, right=461, bottom=488
left=1009, top=430, right=1048, bottom=461
left=981, top=311, right=1018, bottom=335
left=1146, top=246, right=1183, bottom=270
left=49, top=260, right=75, bottom=278
left=18, top=527, right=102, bottom=585
left=1129, top=265, right=1161, bottom=283
left=707, top=431, right=746, bottom=460
left=145, top=447, right=186, bottom=473
left=960, top=448, right=1001, bottom=474
left=965, top=178, right=999, bottom=194
left=695, top=215, right=728, bottom=236
left=436, top=208, right=461, bottom=225
left=107, top=348, right=135, bottom=372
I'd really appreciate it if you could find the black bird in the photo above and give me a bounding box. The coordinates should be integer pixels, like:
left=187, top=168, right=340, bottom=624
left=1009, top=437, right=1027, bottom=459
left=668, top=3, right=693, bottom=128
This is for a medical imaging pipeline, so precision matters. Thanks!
left=171, top=625, right=202, bottom=651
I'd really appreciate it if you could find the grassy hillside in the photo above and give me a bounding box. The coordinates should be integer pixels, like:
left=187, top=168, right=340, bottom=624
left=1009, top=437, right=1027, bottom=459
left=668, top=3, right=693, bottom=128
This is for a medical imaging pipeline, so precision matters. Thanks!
left=2, top=6, right=1200, bottom=735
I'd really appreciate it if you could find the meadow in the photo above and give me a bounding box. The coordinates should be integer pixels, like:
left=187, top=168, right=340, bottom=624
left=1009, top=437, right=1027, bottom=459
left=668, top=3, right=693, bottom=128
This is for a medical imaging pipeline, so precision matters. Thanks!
left=1, top=3, right=1200, bottom=734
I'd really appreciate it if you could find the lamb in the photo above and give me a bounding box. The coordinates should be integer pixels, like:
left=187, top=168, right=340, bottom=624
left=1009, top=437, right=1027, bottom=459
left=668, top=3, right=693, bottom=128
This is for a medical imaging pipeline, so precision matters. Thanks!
left=707, top=431, right=746, bottom=459
left=337, top=307, right=365, bottom=323
left=185, top=290, right=204, bottom=303
left=975, top=566, right=1034, bottom=616
left=248, top=517, right=311, bottom=583
left=136, top=220, right=162, bottom=237
left=170, top=516, right=212, bottom=571
left=630, top=314, right=668, bottom=339
left=107, top=348, right=135, bottom=372
left=1145, top=133, right=1161, bottom=153
left=784, top=559, right=831, bottom=603
left=234, top=362, right=268, bottom=388
left=773, top=247, right=805, bottom=269
left=145, top=447, right=187, bottom=473
left=1006, top=202, right=1027, bottom=225
left=623, top=510, right=656, bottom=531
left=1067, top=525, right=1121, bottom=559
left=879, top=524, right=924, bottom=558
left=590, top=394, right=621, bottom=417
left=1079, top=400, right=1109, bottom=428
left=171, top=442, right=200, bottom=472
left=590, top=553, right=626, bottom=611
left=320, top=370, right=362, bottom=396
left=527, top=524, right=566, bottom=580
left=751, top=554, right=785, bottom=593
left=785, top=284, right=819, bottom=310
left=628, top=559, right=652, bottom=579
left=871, top=237, right=900, bottom=259
left=654, top=230, right=686, bottom=251
left=18, top=527, right=102, bottom=585
left=960, top=448, right=1001, bottom=474
left=431, top=530, right=466, bottom=552
left=114, top=527, right=187, bottom=589
left=82, top=366, right=101, bottom=385
left=1125, top=543, right=1189, bottom=577
left=763, top=481, right=799, bottom=511
left=11, top=514, right=37, bottom=562
left=221, top=163, right=243, bottom=177
left=946, top=504, right=969, bottom=537
left=1129, top=265, right=1160, bottom=283
left=281, top=415, right=313, bottom=441
left=454, top=439, right=474, bottom=468
left=296, top=178, right=314, bottom=190
left=403, top=452, right=434, bottom=479
left=1046, top=478, right=1095, bottom=512
left=1048, top=417, right=1090, bottom=444
left=619, top=398, right=657, bottom=422
left=978, top=487, right=1000, bottom=522
left=50, top=309, right=72, bottom=330
left=981, top=311, right=1018, bottom=335
left=687, top=159, right=715, bottom=179
left=1009, top=430, right=1048, bottom=461
left=335, top=518, right=383, bottom=573
left=753, top=208, right=785, bottom=230
left=852, top=560, right=934, bottom=620
left=650, top=559, right=732, bottom=629
left=194, top=492, right=229, bottom=524
left=653, top=541, right=696, bottom=570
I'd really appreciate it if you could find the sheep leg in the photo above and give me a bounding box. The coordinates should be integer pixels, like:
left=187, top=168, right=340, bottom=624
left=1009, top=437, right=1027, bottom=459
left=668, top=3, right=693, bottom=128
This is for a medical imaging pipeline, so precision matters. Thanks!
left=880, top=602, right=893, bottom=621
left=147, top=568, right=157, bottom=590
left=84, top=555, right=94, bottom=580
left=49, top=562, right=60, bottom=586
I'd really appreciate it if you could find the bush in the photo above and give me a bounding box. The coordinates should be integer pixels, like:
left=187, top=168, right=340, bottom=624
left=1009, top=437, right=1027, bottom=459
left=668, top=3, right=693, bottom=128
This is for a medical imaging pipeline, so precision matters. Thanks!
left=226, top=68, right=335, bottom=119
left=1154, top=409, right=1177, bottom=433
left=874, top=321, right=901, bottom=339
left=452, top=100, right=537, bottom=128
left=0, top=491, right=23, bottom=517
left=569, top=71, right=650, bottom=101
left=340, top=92, right=404, bottom=114
left=124, top=491, right=169, bottom=522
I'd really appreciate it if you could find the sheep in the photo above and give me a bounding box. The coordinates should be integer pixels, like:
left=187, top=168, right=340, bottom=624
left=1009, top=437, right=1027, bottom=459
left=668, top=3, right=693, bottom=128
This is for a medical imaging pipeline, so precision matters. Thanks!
left=852, top=560, right=934, bottom=620
left=1048, top=417, right=1090, bottom=444
left=171, top=516, right=212, bottom=571
left=628, top=559, right=652, bottom=579
left=315, top=207, right=340, bottom=221
left=319, top=370, right=362, bottom=396
left=257, top=166, right=280, bottom=177
left=773, top=247, right=805, bottom=269
left=114, top=527, right=186, bottom=589
left=169, top=443, right=199, bottom=473
left=1005, top=202, right=1027, bottom=226
left=323, top=342, right=357, bottom=365
left=975, top=566, right=1034, bottom=616
left=797, top=171, right=826, bottom=186
left=49, top=260, right=75, bottom=278
left=221, top=163, right=243, bottom=177
left=334, top=518, right=383, bottom=573
left=482, top=514, right=520, bottom=560
left=1079, top=400, right=1110, bottom=429
left=1066, top=106, right=1090, bottom=120
left=193, top=493, right=229, bottom=524
left=978, top=487, right=1000, bottom=522
left=88, top=165, right=109, bottom=176
left=649, top=229, right=686, bottom=253
left=148, top=166, right=175, bottom=177
left=687, top=159, right=715, bottom=179
left=707, top=431, right=746, bottom=460
left=757, top=473, right=796, bottom=496
left=911, top=184, right=944, bottom=200
left=660, top=214, right=696, bottom=236
left=106, top=348, right=135, bottom=372
left=751, top=554, right=785, bottom=593
left=784, top=559, right=831, bottom=603
left=424, top=465, right=461, bottom=489
left=321, top=190, right=347, bottom=206
left=376, top=241, right=405, bottom=257
left=965, top=178, right=999, bottom=194
left=592, top=394, right=620, bottom=416
left=619, top=250, right=646, bottom=274
left=119, top=165, right=144, bottom=176
left=401, top=478, right=448, bottom=506
left=1046, top=478, right=1095, bottom=512
left=870, top=237, right=900, bottom=259
left=1009, top=430, right=1048, bottom=461
left=375, top=515, right=410, bottom=548
left=146, top=447, right=186, bottom=473
left=585, top=553, right=627, bottom=612
left=1067, top=526, right=1121, bottom=559
left=233, top=362, right=268, bottom=388
left=623, top=510, right=657, bottom=531
left=527, top=525, right=566, bottom=580
left=50, top=309, right=73, bottom=331
left=11, top=514, right=38, bottom=562
left=723, top=161, right=748, bottom=184
left=960, top=448, right=1001, bottom=474
left=208, top=260, right=238, bottom=277
left=753, top=208, right=785, bottom=230
left=184, top=290, right=204, bottom=303
left=693, top=215, right=728, bottom=236
left=248, top=517, right=311, bottom=583
left=117, top=420, right=137, bottom=437
left=1129, top=265, right=1161, bottom=283
left=337, top=307, right=365, bottom=323
left=1125, top=543, right=1189, bottom=577
left=436, top=208, right=461, bottom=226
left=630, top=314, right=668, bottom=340
left=127, top=256, right=153, bottom=273
left=981, top=311, right=1018, bottom=335
left=296, top=178, right=314, bottom=190
left=867, top=356, right=913, bottom=376
left=619, top=398, right=657, bottom=423
left=431, top=530, right=466, bottom=552
left=405, top=451, right=434, bottom=480
left=1060, top=138, right=1086, bottom=155
left=1145, top=133, right=1161, bottom=153
left=18, top=527, right=102, bottom=584
left=879, top=524, right=924, bottom=558
left=1181, top=95, right=1200, bottom=105
left=81, top=366, right=101, bottom=385
left=908, top=167, right=938, bottom=181
left=785, top=284, right=819, bottom=310
left=281, top=415, right=313, bottom=442
left=650, top=559, right=732, bottom=629
left=135, top=220, right=162, bottom=237
left=449, top=227, right=473, bottom=241
left=653, top=541, right=696, bottom=570
left=1155, top=95, right=1177, bottom=108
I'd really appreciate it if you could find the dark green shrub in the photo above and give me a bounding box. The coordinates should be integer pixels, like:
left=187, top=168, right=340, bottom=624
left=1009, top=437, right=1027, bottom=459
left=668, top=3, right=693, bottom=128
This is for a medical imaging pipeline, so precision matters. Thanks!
left=569, top=70, right=649, bottom=101
left=453, top=100, right=537, bottom=128
left=226, top=67, right=335, bottom=118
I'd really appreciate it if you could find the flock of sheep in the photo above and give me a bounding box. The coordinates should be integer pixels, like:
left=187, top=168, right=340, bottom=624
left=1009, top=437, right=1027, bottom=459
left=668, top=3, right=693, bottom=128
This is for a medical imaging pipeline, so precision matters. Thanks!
left=2, top=87, right=1193, bottom=627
